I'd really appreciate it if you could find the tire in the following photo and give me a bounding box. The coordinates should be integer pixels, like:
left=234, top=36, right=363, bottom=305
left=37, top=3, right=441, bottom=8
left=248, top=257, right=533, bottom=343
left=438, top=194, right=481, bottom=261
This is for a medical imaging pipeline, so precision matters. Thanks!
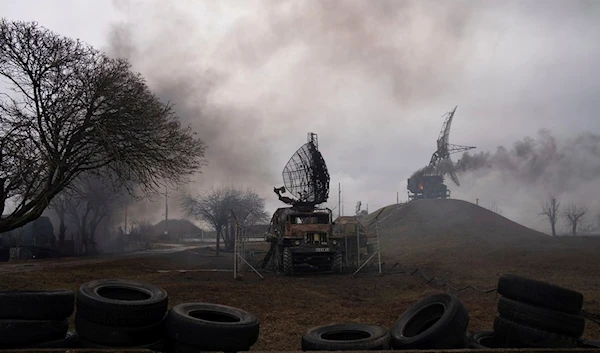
left=468, top=331, right=508, bottom=349
left=0, top=319, right=69, bottom=346
left=79, top=337, right=164, bottom=350
left=579, top=339, right=600, bottom=348
left=0, top=290, right=74, bottom=320
left=75, top=313, right=165, bottom=346
left=165, top=302, right=259, bottom=352
left=301, top=323, right=391, bottom=351
left=391, top=293, right=469, bottom=349
left=497, top=275, right=583, bottom=314
left=17, top=331, right=80, bottom=349
left=76, top=279, right=168, bottom=326
left=498, top=296, right=584, bottom=337
left=283, top=248, right=293, bottom=275
left=493, top=316, right=578, bottom=348
left=331, top=253, right=343, bottom=273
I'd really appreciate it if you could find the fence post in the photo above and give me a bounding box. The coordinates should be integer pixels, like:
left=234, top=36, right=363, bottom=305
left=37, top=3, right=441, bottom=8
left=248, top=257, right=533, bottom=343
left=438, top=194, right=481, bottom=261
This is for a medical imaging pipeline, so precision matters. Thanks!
left=356, top=222, right=360, bottom=268
left=376, top=220, right=382, bottom=274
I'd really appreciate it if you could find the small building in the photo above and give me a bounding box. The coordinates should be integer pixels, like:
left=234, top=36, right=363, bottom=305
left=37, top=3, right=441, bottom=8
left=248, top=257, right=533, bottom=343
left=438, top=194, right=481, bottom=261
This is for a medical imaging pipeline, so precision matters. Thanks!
left=333, top=216, right=364, bottom=236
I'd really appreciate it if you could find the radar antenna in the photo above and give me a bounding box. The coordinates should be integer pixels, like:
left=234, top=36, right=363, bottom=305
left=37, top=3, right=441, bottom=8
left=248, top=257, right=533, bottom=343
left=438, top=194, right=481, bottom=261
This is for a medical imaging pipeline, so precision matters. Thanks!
left=428, top=106, right=476, bottom=186
left=274, top=132, right=330, bottom=209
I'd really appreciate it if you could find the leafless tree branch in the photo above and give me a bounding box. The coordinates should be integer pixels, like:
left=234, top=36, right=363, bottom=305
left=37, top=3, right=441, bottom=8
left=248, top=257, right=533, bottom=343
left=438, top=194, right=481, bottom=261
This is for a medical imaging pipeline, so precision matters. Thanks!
left=563, top=201, right=587, bottom=236
left=181, top=187, right=268, bottom=255
left=540, top=194, right=560, bottom=236
left=0, top=19, right=207, bottom=233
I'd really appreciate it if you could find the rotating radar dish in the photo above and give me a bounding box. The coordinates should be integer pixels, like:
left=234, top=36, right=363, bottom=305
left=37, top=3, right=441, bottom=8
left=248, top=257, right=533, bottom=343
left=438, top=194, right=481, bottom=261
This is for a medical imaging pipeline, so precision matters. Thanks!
left=281, top=133, right=330, bottom=205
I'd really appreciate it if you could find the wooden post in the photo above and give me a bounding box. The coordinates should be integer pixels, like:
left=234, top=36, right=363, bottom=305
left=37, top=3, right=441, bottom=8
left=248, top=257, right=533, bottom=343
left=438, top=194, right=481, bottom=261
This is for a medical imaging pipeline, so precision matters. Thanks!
left=376, top=222, right=382, bottom=274
left=356, top=223, right=360, bottom=268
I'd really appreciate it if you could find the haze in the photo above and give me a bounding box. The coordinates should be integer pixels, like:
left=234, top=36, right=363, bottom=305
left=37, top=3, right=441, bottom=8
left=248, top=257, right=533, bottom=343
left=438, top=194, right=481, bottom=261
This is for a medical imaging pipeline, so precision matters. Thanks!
left=4, top=0, right=600, bottom=233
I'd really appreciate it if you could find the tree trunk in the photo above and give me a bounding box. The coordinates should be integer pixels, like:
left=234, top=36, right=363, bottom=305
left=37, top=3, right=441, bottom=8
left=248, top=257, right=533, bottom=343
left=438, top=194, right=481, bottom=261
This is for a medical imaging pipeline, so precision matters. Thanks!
left=58, top=215, right=66, bottom=246
left=216, top=229, right=221, bottom=255
left=572, top=223, right=577, bottom=237
left=551, top=222, right=556, bottom=237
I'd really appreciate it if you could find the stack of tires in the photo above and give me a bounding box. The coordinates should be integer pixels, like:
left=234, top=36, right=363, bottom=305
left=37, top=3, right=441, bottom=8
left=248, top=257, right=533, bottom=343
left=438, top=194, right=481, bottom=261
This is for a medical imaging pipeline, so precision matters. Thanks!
left=165, top=303, right=260, bottom=352
left=75, top=279, right=168, bottom=350
left=470, top=274, right=586, bottom=348
left=301, top=293, right=470, bottom=351
left=0, top=290, right=78, bottom=349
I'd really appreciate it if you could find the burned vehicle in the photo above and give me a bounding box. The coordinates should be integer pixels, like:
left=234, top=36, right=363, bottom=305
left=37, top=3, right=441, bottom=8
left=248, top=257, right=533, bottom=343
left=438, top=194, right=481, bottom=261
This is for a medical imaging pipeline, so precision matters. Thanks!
left=407, top=175, right=449, bottom=200
left=261, top=133, right=343, bottom=275
left=407, top=106, right=475, bottom=200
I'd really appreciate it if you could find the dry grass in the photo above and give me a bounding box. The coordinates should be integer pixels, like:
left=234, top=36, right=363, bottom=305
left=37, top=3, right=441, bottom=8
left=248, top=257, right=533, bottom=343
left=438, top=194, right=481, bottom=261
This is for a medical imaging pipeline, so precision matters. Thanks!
left=2, top=199, right=600, bottom=350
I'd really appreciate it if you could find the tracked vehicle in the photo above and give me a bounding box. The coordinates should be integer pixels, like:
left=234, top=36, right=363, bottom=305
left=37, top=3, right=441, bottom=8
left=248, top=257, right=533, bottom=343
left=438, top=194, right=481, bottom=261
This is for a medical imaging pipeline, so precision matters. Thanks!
left=261, top=133, right=343, bottom=275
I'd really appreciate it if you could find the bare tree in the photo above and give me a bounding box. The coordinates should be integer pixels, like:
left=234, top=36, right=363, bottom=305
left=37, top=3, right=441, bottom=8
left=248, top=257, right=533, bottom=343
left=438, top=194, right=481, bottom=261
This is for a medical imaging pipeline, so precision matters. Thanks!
left=487, top=201, right=503, bottom=215
left=563, top=202, right=587, bottom=236
left=181, top=187, right=268, bottom=255
left=128, top=220, right=153, bottom=249
left=48, top=193, right=70, bottom=247
left=540, top=195, right=560, bottom=236
left=0, top=20, right=206, bottom=233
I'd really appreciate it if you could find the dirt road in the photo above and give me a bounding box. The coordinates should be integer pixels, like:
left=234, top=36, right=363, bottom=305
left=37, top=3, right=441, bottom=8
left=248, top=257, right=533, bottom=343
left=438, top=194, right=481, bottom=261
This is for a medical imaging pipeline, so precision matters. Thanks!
left=0, top=244, right=203, bottom=274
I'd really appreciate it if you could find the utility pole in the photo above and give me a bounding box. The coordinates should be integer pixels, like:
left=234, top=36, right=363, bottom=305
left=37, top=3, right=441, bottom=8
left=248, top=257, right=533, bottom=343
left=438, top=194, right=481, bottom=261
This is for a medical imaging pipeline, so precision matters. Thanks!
left=124, top=203, right=128, bottom=235
left=341, top=184, right=344, bottom=216
left=338, top=183, right=341, bottom=219
left=164, top=186, right=168, bottom=237
left=397, top=192, right=399, bottom=204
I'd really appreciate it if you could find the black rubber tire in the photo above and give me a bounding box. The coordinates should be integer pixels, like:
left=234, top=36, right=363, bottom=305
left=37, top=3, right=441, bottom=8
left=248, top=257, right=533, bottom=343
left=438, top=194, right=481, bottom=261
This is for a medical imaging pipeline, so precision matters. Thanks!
left=301, top=323, right=390, bottom=351
left=283, top=248, right=293, bottom=275
left=497, top=274, right=583, bottom=314
left=0, top=290, right=74, bottom=320
left=15, top=331, right=80, bottom=349
left=498, top=296, right=585, bottom=337
left=79, top=337, right=164, bottom=350
left=391, top=293, right=470, bottom=349
left=0, top=319, right=69, bottom=346
left=493, top=316, right=578, bottom=348
left=579, top=339, right=600, bottom=348
left=331, top=253, right=343, bottom=273
left=76, top=279, right=168, bottom=326
left=165, top=302, right=259, bottom=352
left=468, top=331, right=508, bottom=349
left=75, top=312, right=165, bottom=346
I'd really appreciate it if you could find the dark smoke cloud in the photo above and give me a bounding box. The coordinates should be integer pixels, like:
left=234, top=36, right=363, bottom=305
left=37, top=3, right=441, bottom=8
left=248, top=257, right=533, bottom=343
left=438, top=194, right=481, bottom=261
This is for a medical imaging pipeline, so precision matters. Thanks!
left=99, top=0, right=600, bottom=229
left=452, top=130, right=600, bottom=232
left=104, top=0, right=490, bottom=222
left=456, top=129, right=600, bottom=193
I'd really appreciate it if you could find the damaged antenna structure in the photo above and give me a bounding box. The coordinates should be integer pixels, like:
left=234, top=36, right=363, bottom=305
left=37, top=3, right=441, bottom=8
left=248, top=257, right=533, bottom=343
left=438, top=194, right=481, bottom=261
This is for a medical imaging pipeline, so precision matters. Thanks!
left=276, top=133, right=330, bottom=209
left=263, top=133, right=348, bottom=275
left=407, top=106, right=476, bottom=200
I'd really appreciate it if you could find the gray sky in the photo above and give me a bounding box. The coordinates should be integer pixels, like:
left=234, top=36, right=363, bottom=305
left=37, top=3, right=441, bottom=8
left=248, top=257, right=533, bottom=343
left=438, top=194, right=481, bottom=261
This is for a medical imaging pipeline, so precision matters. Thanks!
left=4, top=0, right=600, bottom=232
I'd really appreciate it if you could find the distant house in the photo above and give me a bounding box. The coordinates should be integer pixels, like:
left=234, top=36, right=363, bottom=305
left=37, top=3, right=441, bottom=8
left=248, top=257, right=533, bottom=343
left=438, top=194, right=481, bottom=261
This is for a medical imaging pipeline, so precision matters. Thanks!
left=0, top=215, right=56, bottom=248
left=333, top=216, right=364, bottom=235
left=151, top=219, right=204, bottom=240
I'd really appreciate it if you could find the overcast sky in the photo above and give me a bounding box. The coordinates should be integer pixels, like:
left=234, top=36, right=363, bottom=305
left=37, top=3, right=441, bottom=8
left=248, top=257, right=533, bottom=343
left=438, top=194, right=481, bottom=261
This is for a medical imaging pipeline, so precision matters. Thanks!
left=4, top=0, right=600, bottom=232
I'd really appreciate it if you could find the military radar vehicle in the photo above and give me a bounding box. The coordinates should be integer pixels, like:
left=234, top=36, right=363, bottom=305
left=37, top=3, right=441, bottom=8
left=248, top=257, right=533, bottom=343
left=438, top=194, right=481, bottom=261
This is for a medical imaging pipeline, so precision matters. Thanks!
left=261, top=133, right=344, bottom=275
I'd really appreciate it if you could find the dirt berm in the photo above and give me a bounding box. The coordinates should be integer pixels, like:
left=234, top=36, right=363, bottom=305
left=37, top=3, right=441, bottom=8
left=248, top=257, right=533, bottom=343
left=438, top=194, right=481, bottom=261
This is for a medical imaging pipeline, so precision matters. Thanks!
left=361, top=199, right=600, bottom=288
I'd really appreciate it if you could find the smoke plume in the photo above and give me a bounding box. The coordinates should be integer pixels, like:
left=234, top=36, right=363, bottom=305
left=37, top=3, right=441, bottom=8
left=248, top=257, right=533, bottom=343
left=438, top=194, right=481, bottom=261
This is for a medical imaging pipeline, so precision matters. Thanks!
left=453, top=130, right=600, bottom=232
left=96, top=0, right=600, bottom=232
left=103, top=0, right=488, bottom=222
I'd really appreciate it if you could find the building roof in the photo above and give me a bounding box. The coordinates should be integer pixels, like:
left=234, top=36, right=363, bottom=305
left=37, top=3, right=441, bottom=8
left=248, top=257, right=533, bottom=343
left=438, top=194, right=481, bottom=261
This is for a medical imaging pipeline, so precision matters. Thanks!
left=333, top=216, right=361, bottom=225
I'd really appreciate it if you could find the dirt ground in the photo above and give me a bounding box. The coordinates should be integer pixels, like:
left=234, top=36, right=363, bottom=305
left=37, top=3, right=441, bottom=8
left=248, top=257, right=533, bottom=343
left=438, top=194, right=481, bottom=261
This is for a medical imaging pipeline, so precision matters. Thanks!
left=1, top=199, right=600, bottom=350
left=0, top=244, right=599, bottom=351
